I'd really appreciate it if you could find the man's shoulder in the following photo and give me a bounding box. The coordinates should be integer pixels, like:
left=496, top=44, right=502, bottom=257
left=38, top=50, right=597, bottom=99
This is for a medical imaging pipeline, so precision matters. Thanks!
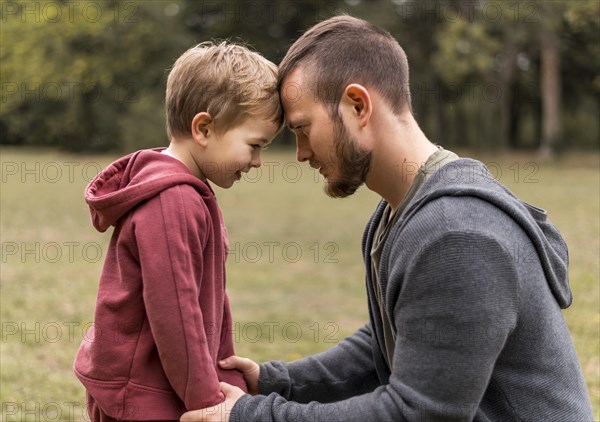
left=405, top=192, right=511, bottom=224
left=391, top=193, right=525, bottom=253
left=399, top=157, right=524, bottom=237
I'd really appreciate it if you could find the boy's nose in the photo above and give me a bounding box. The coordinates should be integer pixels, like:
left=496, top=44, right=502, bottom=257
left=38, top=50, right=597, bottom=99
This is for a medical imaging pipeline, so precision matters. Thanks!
left=250, top=156, right=261, bottom=168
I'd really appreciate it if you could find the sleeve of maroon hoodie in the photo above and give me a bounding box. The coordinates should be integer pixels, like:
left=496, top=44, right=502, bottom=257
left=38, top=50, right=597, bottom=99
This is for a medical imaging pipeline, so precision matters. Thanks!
left=133, top=185, right=225, bottom=410
left=216, top=293, right=248, bottom=390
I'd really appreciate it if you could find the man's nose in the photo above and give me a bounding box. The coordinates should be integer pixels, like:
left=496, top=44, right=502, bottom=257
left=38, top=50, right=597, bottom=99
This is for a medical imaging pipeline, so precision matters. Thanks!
left=296, top=138, right=311, bottom=162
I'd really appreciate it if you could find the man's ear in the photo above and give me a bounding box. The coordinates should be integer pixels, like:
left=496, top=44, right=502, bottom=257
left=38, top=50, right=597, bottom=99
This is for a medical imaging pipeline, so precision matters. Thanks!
left=191, top=112, right=213, bottom=147
left=340, top=84, right=372, bottom=128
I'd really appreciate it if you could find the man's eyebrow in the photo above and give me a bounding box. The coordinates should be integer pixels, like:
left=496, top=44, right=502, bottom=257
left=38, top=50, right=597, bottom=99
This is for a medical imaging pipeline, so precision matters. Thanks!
left=286, top=121, right=302, bottom=130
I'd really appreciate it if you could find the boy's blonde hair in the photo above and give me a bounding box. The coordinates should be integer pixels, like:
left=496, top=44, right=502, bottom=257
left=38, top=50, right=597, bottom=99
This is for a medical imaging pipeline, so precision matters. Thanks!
left=166, top=41, right=283, bottom=139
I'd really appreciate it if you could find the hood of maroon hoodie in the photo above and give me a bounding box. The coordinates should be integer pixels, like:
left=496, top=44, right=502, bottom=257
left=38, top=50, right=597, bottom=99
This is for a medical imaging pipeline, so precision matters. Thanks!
left=86, top=148, right=213, bottom=232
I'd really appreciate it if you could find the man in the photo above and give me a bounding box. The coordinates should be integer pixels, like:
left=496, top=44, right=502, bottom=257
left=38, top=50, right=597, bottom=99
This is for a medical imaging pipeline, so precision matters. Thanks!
left=182, top=15, right=593, bottom=421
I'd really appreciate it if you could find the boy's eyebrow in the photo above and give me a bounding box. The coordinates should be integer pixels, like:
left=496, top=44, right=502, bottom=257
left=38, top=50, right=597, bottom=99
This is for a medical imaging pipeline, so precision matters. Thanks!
left=251, top=137, right=271, bottom=146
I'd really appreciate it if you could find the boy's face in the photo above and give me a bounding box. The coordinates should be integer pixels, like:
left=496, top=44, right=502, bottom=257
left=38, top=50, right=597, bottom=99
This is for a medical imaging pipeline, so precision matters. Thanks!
left=200, top=117, right=278, bottom=189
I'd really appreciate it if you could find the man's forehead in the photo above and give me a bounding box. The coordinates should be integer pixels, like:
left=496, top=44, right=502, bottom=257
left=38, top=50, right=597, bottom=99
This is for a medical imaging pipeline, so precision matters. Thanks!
left=281, top=65, right=334, bottom=127
left=282, top=66, right=307, bottom=87
left=280, top=67, right=313, bottom=103
left=281, top=92, right=305, bottom=123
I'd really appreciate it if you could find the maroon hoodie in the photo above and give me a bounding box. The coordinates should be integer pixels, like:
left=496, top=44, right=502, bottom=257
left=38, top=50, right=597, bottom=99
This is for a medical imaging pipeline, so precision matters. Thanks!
left=74, top=148, right=246, bottom=421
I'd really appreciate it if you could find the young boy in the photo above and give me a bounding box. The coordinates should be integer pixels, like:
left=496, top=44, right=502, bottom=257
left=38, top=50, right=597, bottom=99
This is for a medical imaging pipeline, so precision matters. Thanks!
left=74, top=41, right=283, bottom=421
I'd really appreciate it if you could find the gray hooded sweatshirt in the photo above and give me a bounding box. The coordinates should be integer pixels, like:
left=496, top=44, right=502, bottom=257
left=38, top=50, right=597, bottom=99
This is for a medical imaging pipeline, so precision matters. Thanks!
left=231, top=159, right=593, bottom=421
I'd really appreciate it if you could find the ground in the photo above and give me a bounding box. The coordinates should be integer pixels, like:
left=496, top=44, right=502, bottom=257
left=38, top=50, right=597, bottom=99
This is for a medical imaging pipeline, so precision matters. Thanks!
left=1, top=148, right=598, bottom=420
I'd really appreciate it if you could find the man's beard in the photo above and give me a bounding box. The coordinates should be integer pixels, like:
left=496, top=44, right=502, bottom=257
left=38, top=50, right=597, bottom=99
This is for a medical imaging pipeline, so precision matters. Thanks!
left=324, top=117, right=372, bottom=198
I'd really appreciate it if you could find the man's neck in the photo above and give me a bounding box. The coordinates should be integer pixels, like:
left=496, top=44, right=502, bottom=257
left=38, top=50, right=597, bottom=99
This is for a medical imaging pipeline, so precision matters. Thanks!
left=365, top=114, right=438, bottom=214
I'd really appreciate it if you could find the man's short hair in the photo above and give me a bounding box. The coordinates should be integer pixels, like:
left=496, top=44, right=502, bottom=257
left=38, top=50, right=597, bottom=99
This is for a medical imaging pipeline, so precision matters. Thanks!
left=166, top=41, right=283, bottom=139
left=278, top=15, right=412, bottom=115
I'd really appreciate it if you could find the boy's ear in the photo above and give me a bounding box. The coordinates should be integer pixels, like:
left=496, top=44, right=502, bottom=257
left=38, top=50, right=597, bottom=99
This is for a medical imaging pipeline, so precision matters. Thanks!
left=191, top=112, right=213, bottom=147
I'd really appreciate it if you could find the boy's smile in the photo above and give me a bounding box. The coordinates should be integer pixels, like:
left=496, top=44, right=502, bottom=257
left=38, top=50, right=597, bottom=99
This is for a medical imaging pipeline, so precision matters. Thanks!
left=199, top=117, right=279, bottom=189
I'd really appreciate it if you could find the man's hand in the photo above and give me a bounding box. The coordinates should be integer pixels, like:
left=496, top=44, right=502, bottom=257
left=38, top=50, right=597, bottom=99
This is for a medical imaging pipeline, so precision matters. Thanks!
left=180, top=382, right=245, bottom=422
left=219, top=355, right=260, bottom=395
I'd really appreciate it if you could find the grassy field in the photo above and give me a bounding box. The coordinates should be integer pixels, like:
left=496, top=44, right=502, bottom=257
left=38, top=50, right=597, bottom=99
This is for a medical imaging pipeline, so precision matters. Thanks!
left=1, top=147, right=598, bottom=421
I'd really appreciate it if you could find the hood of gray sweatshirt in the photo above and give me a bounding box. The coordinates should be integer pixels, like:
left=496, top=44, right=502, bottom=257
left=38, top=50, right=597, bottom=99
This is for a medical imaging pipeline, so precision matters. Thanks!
left=397, top=158, right=571, bottom=308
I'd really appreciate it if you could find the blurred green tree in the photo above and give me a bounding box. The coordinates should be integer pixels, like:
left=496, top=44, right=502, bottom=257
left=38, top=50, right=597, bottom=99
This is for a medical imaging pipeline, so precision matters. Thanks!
left=1, top=0, right=598, bottom=152
left=1, top=0, right=189, bottom=151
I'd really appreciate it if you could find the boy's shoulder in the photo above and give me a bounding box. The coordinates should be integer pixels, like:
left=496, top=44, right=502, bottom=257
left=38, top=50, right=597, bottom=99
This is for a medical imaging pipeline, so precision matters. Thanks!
left=119, top=148, right=218, bottom=217
left=134, top=182, right=216, bottom=220
left=122, top=183, right=220, bottom=244
left=88, top=148, right=221, bottom=233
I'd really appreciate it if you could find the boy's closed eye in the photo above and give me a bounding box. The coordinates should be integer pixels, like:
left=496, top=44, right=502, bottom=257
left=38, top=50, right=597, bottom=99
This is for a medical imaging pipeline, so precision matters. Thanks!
left=249, top=139, right=271, bottom=150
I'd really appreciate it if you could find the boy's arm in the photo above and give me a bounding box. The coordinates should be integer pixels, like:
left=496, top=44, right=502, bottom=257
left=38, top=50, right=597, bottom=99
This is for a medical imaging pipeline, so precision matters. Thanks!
left=216, top=294, right=247, bottom=391
left=133, top=187, right=225, bottom=410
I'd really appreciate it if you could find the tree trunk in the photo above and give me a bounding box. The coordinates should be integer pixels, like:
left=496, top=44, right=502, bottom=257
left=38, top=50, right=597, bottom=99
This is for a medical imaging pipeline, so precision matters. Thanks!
left=540, top=31, right=561, bottom=157
left=499, top=47, right=517, bottom=149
